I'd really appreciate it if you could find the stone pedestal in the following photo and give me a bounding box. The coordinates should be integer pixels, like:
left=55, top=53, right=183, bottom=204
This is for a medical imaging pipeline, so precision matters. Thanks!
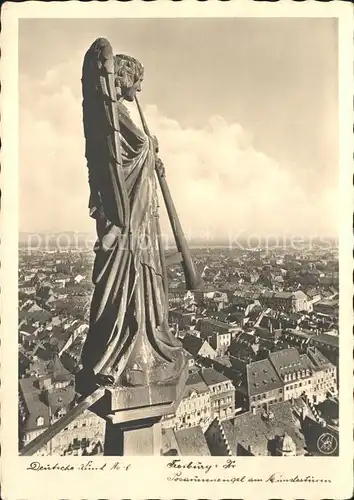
left=104, top=414, right=162, bottom=456
left=102, top=357, right=188, bottom=456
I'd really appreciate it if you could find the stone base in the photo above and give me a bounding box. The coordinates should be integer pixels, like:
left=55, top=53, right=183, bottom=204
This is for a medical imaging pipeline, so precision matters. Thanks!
left=104, top=415, right=163, bottom=456
left=102, top=355, right=188, bottom=455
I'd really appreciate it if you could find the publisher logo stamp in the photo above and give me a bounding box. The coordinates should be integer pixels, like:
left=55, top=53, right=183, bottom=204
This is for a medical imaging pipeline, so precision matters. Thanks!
left=317, top=433, right=338, bottom=455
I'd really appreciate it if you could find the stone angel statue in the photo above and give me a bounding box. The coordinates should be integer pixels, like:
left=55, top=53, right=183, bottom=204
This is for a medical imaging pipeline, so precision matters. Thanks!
left=77, top=38, right=185, bottom=393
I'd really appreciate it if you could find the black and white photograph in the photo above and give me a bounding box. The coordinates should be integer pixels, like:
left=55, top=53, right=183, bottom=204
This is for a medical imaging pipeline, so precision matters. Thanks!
left=1, top=2, right=353, bottom=499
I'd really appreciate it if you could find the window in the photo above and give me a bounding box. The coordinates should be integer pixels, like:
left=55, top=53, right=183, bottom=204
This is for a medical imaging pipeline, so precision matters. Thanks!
left=278, top=389, right=282, bottom=394
left=36, top=416, right=44, bottom=427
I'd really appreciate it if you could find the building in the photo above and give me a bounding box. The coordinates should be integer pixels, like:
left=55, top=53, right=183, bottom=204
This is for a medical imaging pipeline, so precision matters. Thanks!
left=18, top=356, right=105, bottom=455
left=261, top=290, right=309, bottom=313
left=168, top=287, right=188, bottom=306
left=268, top=348, right=313, bottom=401
left=205, top=400, right=306, bottom=456
left=161, top=426, right=211, bottom=456
left=313, top=299, right=339, bottom=319
left=266, top=346, right=337, bottom=404
left=169, top=308, right=196, bottom=331
left=275, top=432, right=297, bottom=456
left=246, top=358, right=284, bottom=411
left=182, top=333, right=217, bottom=360
left=200, top=367, right=235, bottom=421
left=308, top=333, right=339, bottom=367
left=162, top=371, right=212, bottom=431
left=305, top=346, right=338, bottom=403
left=197, top=318, right=233, bottom=355
left=193, top=287, right=217, bottom=304
left=229, top=333, right=260, bottom=363
left=305, top=289, right=322, bottom=308
left=282, top=328, right=313, bottom=350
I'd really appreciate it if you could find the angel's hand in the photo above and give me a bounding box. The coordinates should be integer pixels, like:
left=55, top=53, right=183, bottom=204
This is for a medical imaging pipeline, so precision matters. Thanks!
left=155, top=157, right=165, bottom=177
left=151, top=135, right=159, bottom=153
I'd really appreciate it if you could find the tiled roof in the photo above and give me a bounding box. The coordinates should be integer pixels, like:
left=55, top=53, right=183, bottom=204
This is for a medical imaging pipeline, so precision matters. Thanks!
left=46, top=385, right=76, bottom=415
left=174, top=426, right=211, bottom=456
left=246, top=359, right=283, bottom=397
left=273, top=291, right=293, bottom=299
left=19, top=377, right=50, bottom=433
left=182, top=334, right=204, bottom=356
left=305, top=347, right=332, bottom=370
left=47, top=355, right=73, bottom=382
left=233, top=332, right=255, bottom=345
left=199, top=318, right=232, bottom=330
left=19, top=325, right=37, bottom=335
left=284, top=329, right=313, bottom=339
left=221, top=400, right=306, bottom=456
left=182, top=371, right=209, bottom=398
left=298, top=353, right=313, bottom=372
left=200, top=367, right=231, bottom=387
left=309, top=333, right=338, bottom=348
left=214, top=355, right=232, bottom=368
left=35, top=346, right=55, bottom=362
left=269, top=348, right=309, bottom=378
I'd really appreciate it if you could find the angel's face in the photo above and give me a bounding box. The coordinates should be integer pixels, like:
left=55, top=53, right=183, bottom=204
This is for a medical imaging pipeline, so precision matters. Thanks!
left=122, top=78, right=143, bottom=102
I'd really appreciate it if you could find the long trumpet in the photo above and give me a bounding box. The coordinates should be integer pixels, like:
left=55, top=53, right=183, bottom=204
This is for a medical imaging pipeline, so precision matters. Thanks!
left=135, top=96, right=204, bottom=291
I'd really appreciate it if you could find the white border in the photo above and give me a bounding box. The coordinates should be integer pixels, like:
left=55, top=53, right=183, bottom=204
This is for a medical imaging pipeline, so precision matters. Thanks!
left=1, top=1, right=353, bottom=499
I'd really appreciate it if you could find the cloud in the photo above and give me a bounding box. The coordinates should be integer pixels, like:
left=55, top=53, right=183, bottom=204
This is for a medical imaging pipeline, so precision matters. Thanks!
left=20, top=66, right=337, bottom=239
left=133, top=105, right=337, bottom=239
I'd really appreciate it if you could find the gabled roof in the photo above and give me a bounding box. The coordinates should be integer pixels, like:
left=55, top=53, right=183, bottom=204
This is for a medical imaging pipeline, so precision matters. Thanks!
left=220, top=400, right=306, bottom=456
left=182, top=371, right=209, bottom=398
left=19, top=377, right=50, bottom=433
left=246, top=359, right=283, bottom=397
left=199, top=367, right=231, bottom=387
left=174, top=426, right=211, bottom=456
left=182, top=334, right=204, bottom=356
left=47, top=355, right=73, bottom=382
left=268, top=348, right=309, bottom=379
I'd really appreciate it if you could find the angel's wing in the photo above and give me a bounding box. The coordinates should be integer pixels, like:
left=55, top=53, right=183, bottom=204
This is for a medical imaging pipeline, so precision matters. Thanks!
left=82, top=38, right=130, bottom=229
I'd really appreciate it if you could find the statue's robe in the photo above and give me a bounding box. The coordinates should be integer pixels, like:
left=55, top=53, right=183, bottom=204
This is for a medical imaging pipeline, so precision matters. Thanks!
left=81, top=102, right=180, bottom=380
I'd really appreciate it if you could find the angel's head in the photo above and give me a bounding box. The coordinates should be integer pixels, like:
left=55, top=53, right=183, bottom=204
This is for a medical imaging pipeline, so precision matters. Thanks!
left=114, top=54, right=144, bottom=102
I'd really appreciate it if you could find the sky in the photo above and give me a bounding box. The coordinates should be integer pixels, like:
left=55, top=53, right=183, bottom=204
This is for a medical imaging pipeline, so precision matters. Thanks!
left=19, top=18, right=338, bottom=240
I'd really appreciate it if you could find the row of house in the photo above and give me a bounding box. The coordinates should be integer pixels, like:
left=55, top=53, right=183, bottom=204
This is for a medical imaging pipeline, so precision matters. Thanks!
left=18, top=355, right=105, bottom=455
left=162, top=367, right=236, bottom=432
left=245, top=346, right=337, bottom=411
